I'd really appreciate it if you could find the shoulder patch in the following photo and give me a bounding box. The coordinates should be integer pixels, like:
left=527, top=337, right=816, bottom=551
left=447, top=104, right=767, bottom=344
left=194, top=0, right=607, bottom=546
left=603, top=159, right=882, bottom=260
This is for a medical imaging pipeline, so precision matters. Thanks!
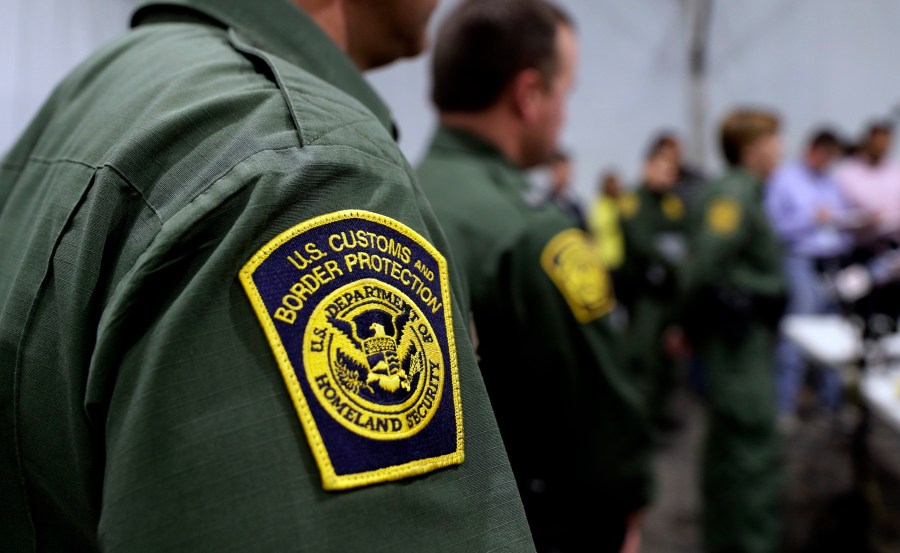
left=661, top=193, right=685, bottom=221
left=239, top=210, right=463, bottom=490
left=705, top=198, right=742, bottom=235
left=618, top=193, right=640, bottom=219
left=540, top=228, right=616, bottom=323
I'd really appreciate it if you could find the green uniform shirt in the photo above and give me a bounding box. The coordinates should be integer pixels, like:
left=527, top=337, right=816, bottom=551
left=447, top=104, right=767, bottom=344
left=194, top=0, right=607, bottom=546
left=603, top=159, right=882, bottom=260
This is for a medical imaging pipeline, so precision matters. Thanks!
left=0, top=2, right=534, bottom=552
left=680, top=168, right=787, bottom=553
left=619, top=187, right=687, bottom=300
left=682, top=168, right=785, bottom=299
left=618, top=187, right=687, bottom=415
left=416, top=127, right=654, bottom=542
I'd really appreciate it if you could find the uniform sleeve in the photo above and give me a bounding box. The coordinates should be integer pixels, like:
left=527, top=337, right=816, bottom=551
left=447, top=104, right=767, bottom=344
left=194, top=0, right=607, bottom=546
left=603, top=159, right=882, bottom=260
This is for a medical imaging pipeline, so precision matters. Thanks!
left=88, top=147, right=535, bottom=553
left=504, top=221, right=656, bottom=514
left=616, top=193, right=652, bottom=306
left=619, top=191, right=657, bottom=265
left=681, top=192, right=750, bottom=295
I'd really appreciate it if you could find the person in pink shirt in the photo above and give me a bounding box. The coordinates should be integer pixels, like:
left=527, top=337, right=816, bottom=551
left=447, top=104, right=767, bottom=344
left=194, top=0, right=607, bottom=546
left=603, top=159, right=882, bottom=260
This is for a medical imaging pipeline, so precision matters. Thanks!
left=832, top=120, right=900, bottom=346
left=833, top=121, right=900, bottom=242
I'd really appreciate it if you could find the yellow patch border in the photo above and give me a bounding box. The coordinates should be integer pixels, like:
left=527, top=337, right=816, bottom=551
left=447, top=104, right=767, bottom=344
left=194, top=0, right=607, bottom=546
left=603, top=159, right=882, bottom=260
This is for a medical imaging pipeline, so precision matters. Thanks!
left=239, top=209, right=464, bottom=490
left=540, top=228, right=616, bottom=323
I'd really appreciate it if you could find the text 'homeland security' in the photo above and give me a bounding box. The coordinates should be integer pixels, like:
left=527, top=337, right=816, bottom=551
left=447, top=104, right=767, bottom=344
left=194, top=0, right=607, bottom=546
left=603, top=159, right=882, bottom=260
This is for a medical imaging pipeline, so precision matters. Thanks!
left=312, top=363, right=443, bottom=433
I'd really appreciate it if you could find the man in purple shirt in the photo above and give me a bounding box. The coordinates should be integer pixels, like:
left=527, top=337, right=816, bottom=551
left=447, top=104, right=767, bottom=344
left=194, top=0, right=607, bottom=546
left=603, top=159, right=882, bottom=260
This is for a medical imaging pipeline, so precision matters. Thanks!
left=764, top=128, right=853, bottom=427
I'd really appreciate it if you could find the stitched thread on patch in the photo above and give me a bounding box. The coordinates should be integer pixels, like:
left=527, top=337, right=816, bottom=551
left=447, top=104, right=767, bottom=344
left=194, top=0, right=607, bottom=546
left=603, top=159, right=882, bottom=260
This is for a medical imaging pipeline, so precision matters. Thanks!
left=239, top=210, right=464, bottom=490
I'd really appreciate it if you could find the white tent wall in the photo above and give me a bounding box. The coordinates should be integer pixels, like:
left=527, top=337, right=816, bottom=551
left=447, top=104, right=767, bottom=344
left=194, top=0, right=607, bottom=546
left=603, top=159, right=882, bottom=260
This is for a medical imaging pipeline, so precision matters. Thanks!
left=0, top=0, right=137, bottom=157
left=369, top=0, right=900, bottom=203
left=369, top=0, right=693, bottom=200
left=705, top=0, right=900, bottom=174
left=3, top=0, right=900, bottom=207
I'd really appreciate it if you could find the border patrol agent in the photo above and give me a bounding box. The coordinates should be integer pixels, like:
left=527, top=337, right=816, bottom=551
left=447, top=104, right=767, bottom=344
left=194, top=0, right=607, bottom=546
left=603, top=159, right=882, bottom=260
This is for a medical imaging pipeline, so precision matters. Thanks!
left=417, top=2, right=654, bottom=551
left=0, top=1, right=536, bottom=551
left=681, top=108, right=788, bottom=553
left=618, top=148, right=688, bottom=429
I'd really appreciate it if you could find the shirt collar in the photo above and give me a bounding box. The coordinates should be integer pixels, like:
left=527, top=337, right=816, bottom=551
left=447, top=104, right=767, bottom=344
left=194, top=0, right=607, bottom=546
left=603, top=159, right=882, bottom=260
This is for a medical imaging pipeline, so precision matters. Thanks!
left=428, top=126, right=517, bottom=166
left=427, top=125, right=528, bottom=190
left=726, top=165, right=765, bottom=199
left=132, top=0, right=396, bottom=136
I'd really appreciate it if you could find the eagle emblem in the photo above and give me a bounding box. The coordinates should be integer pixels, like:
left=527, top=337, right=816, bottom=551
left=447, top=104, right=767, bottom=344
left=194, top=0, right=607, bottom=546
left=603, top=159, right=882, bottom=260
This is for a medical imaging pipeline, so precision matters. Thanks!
left=303, top=279, right=444, bottom=441
left=327, top=306, right=424, bottom=395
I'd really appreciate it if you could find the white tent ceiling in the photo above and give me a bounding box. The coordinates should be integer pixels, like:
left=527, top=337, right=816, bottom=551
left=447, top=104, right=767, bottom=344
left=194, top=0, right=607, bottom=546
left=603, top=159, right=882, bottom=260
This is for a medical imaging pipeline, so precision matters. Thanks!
left=4, top=0, right=900, bottom=204
left=369, top=0, right=900, bottom=200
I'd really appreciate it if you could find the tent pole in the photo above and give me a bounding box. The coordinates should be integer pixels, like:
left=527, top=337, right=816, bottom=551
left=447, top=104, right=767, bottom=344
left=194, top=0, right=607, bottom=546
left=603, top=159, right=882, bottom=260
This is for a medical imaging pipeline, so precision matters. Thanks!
left=689, top=0, right=713, bottom=172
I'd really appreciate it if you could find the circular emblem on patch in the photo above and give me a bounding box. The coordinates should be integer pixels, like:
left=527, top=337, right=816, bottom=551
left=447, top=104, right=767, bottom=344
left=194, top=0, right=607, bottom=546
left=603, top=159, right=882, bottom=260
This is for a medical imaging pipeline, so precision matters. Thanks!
left=305, top=279, right=444, bottom=440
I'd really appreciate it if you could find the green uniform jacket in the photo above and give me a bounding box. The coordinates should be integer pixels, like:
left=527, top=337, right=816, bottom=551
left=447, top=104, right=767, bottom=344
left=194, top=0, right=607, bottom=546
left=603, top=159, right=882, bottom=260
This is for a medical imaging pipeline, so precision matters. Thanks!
left=619, top=187, right=687, bottom=298
left=680, top=167, right=787, bottom=553
left=416, top=127, right=654, bottom=542
left=0, top=2, right=534, bottom=552
left=618, top=187, right=687, bottom=416
left=682, top=168, right=786, bottom=311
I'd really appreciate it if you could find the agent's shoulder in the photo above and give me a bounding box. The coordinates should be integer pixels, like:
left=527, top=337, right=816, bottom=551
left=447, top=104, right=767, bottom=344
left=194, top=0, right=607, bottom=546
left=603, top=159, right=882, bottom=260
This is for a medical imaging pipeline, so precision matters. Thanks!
left=279, top=69, right=399, bottom=159
left=420, top=154, right=530, bottom=235
left=137, top=22, right=404, bottom=163
left=703, top=171, right=752, bottom=201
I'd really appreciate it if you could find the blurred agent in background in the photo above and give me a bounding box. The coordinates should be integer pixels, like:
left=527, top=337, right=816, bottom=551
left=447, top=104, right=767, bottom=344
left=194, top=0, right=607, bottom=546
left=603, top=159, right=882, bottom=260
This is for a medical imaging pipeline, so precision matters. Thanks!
left=681, top=107, right=788, bottom=553
left=646, top=131, right=708, bottom=209
left=618, top=140, right=690, bottom=438
left=416, top=1, right=654, bottom=551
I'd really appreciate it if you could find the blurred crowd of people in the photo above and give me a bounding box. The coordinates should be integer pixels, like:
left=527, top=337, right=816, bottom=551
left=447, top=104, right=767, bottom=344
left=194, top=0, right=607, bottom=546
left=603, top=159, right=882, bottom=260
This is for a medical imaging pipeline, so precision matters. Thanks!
left=534, top=113, right=900, bottom=551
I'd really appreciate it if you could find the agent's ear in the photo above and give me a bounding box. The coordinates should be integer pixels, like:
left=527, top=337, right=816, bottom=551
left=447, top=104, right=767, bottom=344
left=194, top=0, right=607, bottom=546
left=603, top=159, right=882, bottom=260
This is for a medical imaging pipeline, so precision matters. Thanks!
left=509, top=68, right=545, bottom=123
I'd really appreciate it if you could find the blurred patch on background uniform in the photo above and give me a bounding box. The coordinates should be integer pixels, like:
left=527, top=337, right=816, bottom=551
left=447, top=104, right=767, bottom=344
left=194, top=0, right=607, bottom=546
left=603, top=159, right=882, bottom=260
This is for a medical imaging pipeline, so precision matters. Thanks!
left=241, top=210, right=463, bottom=490
left=618, top=193, right=641, bottom=219
left=705, top=198, right=742, bottom=236
left=661, top=194, right=685, bottom=221
left=541, top=228, right=615, bottom=322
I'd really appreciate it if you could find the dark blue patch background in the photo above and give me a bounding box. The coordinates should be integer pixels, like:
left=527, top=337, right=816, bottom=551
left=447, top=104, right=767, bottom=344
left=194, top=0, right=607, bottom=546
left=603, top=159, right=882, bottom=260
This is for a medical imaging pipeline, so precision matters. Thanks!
left=251, top=216, right=458, bottom=476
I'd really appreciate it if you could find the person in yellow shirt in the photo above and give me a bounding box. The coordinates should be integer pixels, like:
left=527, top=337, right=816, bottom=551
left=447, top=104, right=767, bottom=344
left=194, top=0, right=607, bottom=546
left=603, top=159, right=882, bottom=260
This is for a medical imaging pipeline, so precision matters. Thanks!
left=589, top=170, right=626, bottom=269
